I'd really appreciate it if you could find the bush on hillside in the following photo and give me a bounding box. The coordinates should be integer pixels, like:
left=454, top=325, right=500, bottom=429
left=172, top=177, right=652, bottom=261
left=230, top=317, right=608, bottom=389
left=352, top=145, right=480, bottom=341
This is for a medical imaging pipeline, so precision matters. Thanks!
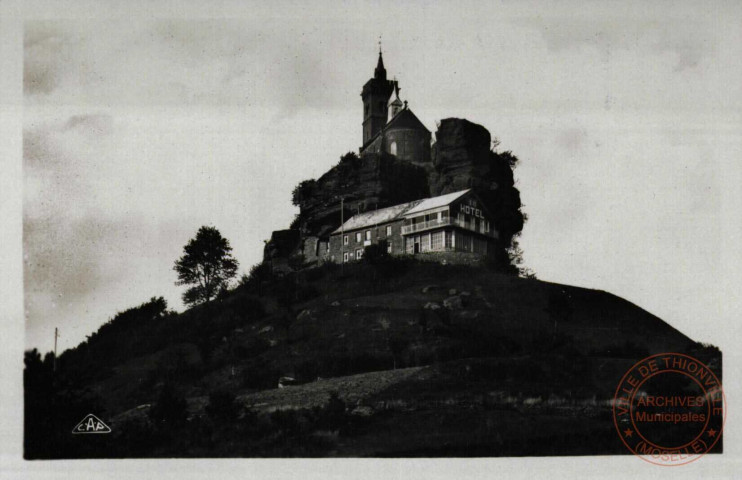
left=241, top=360, right=283, bottom=390
left=530, top=331, right=579, bottom=355
left=240, top=262, right=272, bottom=295
left=205, top=389, right=239, bottom=421
left=591, top=341, right=649, bottom=359
left=362, top=242, right=389, bottom=264
left=149, top=384, right=187, bottom=426
left=270, top=409, right=302, bottom=436
left=231, top=294, right=265, bottom=320
left=315, top=391, right=347, bottom=430
left=303, top=260, right=339, bottom=282
left=291, top=179, right=317, bottom=207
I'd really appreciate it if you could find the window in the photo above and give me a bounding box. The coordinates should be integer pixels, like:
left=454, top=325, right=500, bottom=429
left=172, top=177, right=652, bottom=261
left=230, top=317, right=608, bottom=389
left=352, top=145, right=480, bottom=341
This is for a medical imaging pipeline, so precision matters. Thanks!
left=421, top=233, right=431, bottom=252
left=387, top=242, right=393, bottom=253
left=445, top=231, right=453, bottom=249
left=365, top=230, right=371, bottom=241
left=390, top=141, right=397, bottom=156
left=356, top=248, right=364, bottom=260
left=386, top=225, right=392, bottom=236
left=343, top=252, right=349, bottom=263
left=473, top=237, right=487, bottom=254
left=343, top=235, right=349, bottom=246
left=405, top=237, right=414, bottom=254
left=431, top=231, right=443, bottom=251
left=459, top=232, right=471, bottom=252
left=355, top=232, right=362, bottom=243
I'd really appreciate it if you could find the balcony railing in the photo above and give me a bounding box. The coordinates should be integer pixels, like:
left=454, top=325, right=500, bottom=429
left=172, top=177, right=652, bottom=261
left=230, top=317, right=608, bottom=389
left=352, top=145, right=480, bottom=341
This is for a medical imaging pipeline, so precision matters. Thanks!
left=401, top=218, right=497, bottom=238
left=401, top=218, right=452, bottom=234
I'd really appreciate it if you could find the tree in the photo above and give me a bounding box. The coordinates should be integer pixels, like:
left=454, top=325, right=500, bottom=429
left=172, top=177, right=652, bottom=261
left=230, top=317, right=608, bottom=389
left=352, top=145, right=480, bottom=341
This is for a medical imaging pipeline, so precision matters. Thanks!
left=174, top=226, right=239, bottom=306
left=291, top=178, right=317, bottom=207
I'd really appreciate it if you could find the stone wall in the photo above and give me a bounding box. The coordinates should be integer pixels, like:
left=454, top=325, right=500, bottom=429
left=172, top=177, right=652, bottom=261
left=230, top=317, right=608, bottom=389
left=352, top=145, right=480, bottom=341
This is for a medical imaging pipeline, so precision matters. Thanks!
left=303, top=236, right=332, bottom=265
left=361, top=135, right=383, bottom=155
left=412, top=251, right=485, bottom=266
left=327, top=219, right=406, bottom=263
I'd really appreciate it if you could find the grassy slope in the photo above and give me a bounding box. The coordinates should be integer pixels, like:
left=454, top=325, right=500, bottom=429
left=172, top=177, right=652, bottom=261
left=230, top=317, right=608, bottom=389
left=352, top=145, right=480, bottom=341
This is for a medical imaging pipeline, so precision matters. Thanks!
left=80, top=260, right=713, bottom=456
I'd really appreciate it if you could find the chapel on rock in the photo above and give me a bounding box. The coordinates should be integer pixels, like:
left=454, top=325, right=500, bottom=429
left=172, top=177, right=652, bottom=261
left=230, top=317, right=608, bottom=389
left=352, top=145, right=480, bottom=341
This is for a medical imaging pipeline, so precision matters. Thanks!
left=358, top=50, right=431, bottom=165
left=266, top=50, right=509, bottom=271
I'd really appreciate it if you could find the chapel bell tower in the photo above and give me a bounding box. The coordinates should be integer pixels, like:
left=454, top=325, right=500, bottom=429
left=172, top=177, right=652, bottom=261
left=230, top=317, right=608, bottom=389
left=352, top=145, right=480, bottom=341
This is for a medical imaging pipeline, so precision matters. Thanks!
left=361, top=49, right=397, bottom=145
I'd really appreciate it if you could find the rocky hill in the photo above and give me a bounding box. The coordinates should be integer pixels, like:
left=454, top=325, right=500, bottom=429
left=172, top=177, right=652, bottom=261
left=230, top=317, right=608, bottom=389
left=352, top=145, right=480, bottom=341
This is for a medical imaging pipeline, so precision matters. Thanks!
left=23, top=117, right=721, bottom=458
left=24, top=259, right=720, bottom=458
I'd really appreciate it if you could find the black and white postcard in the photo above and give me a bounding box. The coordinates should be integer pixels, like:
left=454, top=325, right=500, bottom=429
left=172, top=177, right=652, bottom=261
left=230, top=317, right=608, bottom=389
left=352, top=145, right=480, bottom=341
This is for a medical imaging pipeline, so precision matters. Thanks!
left=2, top=1, right=741, bottom=479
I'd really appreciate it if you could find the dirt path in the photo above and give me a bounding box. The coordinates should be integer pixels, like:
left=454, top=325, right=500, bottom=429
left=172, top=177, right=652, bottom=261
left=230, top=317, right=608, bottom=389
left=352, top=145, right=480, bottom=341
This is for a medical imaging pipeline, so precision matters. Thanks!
left=237, top=366, right=426, bottom=413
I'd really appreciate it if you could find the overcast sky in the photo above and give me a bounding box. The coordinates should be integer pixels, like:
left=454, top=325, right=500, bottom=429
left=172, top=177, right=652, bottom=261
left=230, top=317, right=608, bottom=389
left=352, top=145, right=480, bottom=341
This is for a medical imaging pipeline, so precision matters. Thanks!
left=20, top=1, right=742, bottom=353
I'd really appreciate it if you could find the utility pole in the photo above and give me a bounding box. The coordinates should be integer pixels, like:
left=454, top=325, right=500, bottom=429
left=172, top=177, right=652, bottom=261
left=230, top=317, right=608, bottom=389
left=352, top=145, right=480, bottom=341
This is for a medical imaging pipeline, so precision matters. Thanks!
left=53, top=327, right=60, bottom=372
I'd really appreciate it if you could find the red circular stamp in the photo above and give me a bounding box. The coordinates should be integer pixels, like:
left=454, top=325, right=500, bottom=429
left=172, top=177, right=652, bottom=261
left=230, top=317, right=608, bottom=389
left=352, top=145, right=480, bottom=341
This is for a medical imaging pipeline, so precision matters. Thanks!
left=613, top=352, right=725, bottom=466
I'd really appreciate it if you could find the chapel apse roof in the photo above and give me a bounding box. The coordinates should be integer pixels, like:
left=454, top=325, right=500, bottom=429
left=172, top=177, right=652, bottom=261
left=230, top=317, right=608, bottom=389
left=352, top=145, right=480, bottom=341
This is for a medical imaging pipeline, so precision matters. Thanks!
left=361, top=107, right=430, bottom=151
left=384, top=108, right=430, bottom=133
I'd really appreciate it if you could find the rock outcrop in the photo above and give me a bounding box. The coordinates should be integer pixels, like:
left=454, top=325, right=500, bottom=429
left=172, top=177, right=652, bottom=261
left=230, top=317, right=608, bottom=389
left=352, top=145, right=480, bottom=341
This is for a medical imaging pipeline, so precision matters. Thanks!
left=263, top=229, right=302, bottom=273
left=291, top=151, right=430, bottom=239
left=430, top=118, right=524, bottom=252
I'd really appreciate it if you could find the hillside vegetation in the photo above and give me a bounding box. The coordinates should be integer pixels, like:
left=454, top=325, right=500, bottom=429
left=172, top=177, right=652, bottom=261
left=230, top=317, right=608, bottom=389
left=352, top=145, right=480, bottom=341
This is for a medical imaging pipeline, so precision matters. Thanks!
left=24, top=257, right=720, bottom=458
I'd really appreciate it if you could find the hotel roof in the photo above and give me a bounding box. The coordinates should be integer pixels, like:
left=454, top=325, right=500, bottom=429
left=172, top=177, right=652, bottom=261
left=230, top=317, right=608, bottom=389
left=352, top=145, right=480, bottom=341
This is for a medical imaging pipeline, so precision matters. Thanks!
left=332, top=200, right=421, bottom=234
left=403, top=189, right=470, bottom=216
left=332, top=189, right=473, bottom=235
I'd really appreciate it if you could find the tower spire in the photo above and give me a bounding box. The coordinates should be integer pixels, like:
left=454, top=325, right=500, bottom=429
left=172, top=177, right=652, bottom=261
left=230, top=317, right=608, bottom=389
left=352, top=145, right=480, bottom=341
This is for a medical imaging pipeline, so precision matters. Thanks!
left=362, top=40, right=395, bottom=144
left=375, top=36, right=387, bottom=80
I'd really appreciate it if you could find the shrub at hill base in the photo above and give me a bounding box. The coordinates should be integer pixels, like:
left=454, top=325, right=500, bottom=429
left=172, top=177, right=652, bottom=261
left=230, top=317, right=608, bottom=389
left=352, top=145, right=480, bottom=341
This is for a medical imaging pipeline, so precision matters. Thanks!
left=149, top=383, right=187, bottom=426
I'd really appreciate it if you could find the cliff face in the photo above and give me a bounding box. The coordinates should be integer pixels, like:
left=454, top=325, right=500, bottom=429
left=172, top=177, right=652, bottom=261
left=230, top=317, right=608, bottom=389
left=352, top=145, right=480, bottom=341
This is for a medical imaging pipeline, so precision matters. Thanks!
left=291, top=152, right=430, bottom=239
left=267, top=118, right=524, bottom=265
left=430, top=118, right=524, bottom=250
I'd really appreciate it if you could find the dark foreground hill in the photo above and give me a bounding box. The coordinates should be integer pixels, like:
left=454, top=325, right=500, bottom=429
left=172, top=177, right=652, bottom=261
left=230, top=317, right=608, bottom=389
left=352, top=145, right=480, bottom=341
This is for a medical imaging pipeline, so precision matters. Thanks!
left=24, top=259, right=721, bottom=458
